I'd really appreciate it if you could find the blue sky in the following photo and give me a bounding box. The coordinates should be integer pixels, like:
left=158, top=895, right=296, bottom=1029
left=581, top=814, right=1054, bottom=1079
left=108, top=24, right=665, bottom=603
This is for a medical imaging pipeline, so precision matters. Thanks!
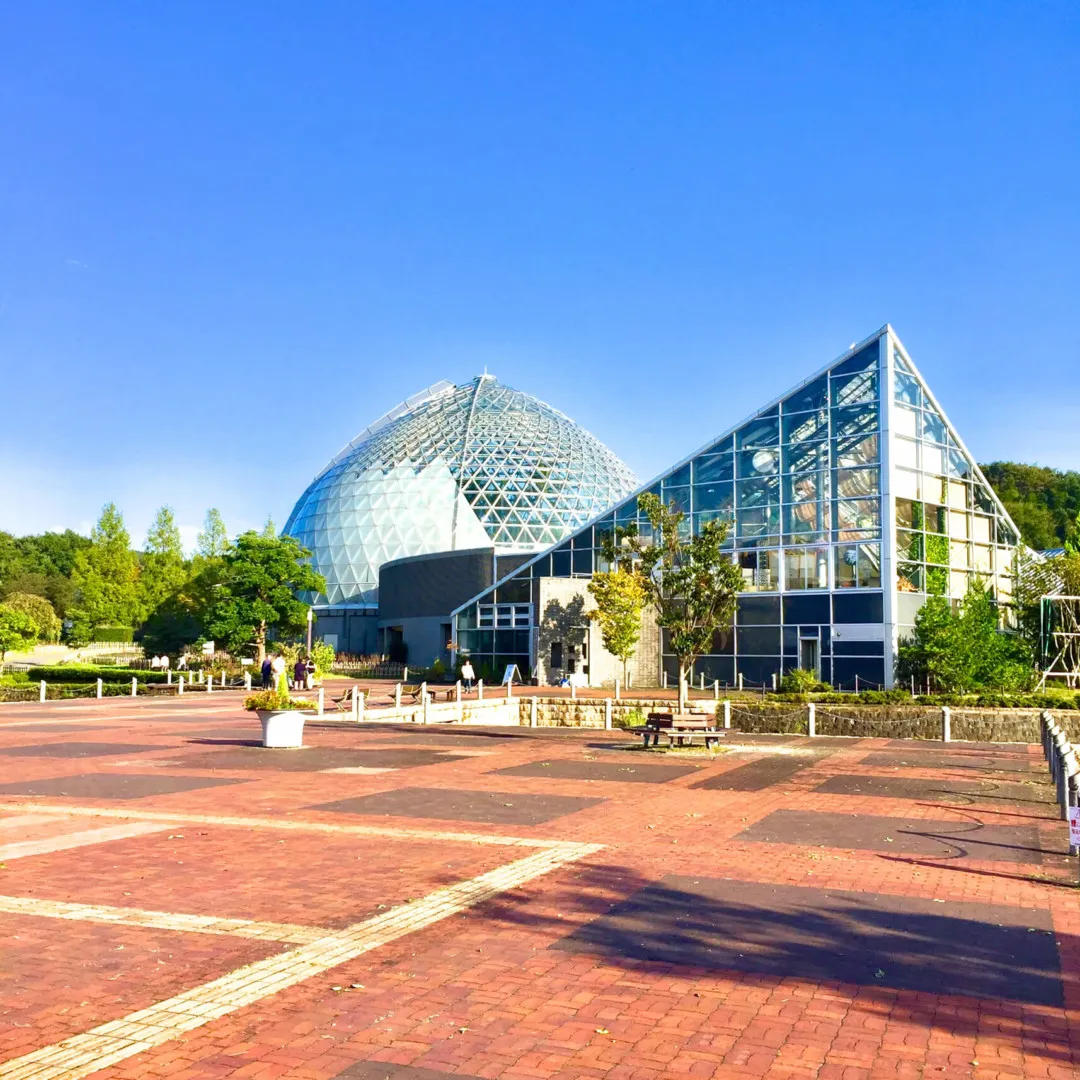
left=1, top=1, right=1077, bottom=551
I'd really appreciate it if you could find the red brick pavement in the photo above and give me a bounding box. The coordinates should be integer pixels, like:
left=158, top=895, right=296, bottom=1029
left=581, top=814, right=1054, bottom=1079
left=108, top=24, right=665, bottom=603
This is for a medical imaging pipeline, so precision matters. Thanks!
left=0, top=695, right=1077, bottom=1079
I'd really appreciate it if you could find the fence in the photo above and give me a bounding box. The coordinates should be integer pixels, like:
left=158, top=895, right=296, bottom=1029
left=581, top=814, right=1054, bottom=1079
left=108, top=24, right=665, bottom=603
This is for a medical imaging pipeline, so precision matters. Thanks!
left=1040, top=712, right=1080, bottom=859
left=329, top=660, right=406, bottom=680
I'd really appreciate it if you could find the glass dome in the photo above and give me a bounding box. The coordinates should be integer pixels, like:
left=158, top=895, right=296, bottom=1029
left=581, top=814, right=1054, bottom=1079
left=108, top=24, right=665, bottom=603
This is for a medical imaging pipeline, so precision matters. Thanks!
left=283, top=375, right=638, bottom=606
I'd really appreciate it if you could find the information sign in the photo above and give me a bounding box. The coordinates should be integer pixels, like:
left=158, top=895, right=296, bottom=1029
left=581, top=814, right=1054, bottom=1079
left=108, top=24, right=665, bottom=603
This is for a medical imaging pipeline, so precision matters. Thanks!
left=1069, top=806, right=1080, bottom=848
left=501, top=664, right=520, bottom=686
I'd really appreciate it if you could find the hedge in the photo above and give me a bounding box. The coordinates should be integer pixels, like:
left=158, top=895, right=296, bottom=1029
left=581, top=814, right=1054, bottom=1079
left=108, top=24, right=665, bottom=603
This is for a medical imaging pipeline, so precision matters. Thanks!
left=26, top=665, right=170, bottom=684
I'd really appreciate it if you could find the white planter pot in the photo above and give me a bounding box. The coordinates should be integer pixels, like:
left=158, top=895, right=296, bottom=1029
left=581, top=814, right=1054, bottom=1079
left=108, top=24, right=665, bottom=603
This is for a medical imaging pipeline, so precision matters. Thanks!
left=255, top=709, right=312, bottom=748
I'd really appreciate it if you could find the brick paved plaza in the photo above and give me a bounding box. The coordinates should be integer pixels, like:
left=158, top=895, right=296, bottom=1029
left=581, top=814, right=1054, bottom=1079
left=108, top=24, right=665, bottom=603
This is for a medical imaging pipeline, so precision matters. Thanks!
left=0, top=695, right=1077, bottom=1080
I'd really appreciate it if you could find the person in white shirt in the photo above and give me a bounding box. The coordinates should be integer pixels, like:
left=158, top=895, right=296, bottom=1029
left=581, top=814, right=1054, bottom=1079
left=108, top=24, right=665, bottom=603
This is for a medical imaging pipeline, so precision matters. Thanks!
left=270, top=653, right=287, bottom=693
left=460, top=659, right=475, bottom=693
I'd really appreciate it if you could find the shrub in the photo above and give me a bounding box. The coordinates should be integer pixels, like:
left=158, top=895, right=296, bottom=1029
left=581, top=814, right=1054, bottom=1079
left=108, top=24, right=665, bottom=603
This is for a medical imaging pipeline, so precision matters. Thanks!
left=779, top=669, right=831, bottom=694
left=91, top=627, right=134, bottom=643
left=243, top=689, right=318, bottom=712
left=26, top=665, right=169, bottom=684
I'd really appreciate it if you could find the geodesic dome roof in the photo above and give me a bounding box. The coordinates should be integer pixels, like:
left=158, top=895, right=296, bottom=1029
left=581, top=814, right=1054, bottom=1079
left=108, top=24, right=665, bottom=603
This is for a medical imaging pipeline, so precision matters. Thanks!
left=283, top=375, right=638, bottom=606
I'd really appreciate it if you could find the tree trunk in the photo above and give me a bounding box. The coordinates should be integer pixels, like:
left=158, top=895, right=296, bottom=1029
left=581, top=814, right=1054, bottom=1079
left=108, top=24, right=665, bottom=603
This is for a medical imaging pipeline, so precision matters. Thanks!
left=678, top=661, right=689, bottom=713
left=256, top=622, right=266, bottom=664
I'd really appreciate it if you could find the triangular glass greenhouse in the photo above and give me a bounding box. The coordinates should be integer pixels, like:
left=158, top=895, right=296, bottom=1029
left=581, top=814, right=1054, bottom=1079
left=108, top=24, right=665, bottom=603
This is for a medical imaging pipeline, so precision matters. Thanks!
left=451, top=327, right=1023, bottom=690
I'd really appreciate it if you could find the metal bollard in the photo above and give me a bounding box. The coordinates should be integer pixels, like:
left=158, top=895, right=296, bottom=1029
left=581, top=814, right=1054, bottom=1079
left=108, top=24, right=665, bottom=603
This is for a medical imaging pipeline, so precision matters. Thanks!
left=131, top=677, right=137, bottom=698
left=355, top=690, right=365, bottom=722
left=605, top=698, right=612, bottom=730
left=178, top=675, right=184, bottom=695
left=1069, top=773, right=1080, bottom=857
left=722, top=699, right=731, bottom=729
left=167, top=670, right=172, bottom=685
left=478, top=679, right=484, bottom=701
left=713, top=679, right=720, bottom=701
left=206, top=673, right=213, bottom=694
left=738, top=673, right=744, bottom=691
left=395, top=683, right=402, bottom=708
left=941, top=706, right=951, bottom=743
left=96, top=678, right=103, bottom=699
left=244, top=672, right=251, bottom=691
left=807, top=702, right=816, bottom=738
left=39, top=680, right=46, bottom=703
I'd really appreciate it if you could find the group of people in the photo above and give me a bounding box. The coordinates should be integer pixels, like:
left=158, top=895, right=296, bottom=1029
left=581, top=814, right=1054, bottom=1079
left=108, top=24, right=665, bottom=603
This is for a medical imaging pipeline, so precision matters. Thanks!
left=260, top=653, right=316, bottom=691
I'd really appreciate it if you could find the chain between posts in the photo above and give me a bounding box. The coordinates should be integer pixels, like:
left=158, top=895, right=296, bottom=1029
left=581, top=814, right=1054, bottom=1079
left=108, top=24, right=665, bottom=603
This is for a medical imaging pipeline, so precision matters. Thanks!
left=1040, top=711, right=1079, bottom=874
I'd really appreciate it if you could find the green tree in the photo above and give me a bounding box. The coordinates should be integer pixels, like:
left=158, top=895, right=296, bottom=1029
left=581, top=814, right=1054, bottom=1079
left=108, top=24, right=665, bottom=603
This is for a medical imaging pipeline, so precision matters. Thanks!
left=69, top=503, right=140, bottom=641
left=262, top=515, right=277, bottom=538
left=587, top=566, right=647, bottom=685
left=981, top=462, right=1080, bottom=550
left=205, top=532, right=325, bottom=661
left=138, top=506, right=188, bottom=618
left=612, top=493, right=743, bottom=709
left=197, top=508, right=229, bottom=559
left=898, top=580, right=1033, bottom=693
left=3, top=593, right=61, bottom=643
left=0, top=605, right=38, bottom=659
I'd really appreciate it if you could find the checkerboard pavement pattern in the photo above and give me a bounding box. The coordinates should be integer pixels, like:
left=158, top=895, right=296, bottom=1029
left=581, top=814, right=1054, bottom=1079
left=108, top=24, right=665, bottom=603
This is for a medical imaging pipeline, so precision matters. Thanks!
left=0, top=694, right=1077, bottom=1079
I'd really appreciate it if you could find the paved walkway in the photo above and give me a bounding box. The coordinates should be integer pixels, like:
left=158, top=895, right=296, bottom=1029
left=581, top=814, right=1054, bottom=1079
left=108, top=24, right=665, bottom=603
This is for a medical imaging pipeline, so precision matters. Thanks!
left=0, top=696, right=1076, bottom=1079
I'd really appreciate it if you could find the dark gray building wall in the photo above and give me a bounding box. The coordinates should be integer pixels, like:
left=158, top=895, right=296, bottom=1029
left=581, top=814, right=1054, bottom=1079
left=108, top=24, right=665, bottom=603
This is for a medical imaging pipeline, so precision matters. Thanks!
left=311, top=607, right=378, bottom=656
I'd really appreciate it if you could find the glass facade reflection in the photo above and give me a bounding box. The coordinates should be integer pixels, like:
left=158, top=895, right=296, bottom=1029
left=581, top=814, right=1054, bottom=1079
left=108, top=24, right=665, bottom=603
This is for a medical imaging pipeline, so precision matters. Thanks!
left=284, top=376, right=638, bottom=607
left=452, top=328, right=1023, bottom=689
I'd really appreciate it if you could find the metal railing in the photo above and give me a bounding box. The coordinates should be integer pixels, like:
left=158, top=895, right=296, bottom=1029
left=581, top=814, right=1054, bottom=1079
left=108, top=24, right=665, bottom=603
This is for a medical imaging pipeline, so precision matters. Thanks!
left=1040, top=711, right=1079, bottom=858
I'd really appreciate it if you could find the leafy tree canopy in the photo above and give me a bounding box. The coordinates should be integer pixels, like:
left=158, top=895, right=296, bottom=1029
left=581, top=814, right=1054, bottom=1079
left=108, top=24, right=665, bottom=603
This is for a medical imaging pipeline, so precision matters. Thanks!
left=205, top=532, right=325, bottom=660
left=138, top=506, right=188, bottom=618
left=0, top=605, right=38, bottom=659
left=607, top=493, right=743, bottom=705
left=981, top=462, right=1080, bottom=551
left=197, top=508, right=229, bottom=559
left=3, top=593, right=61, bottom=643
left=69, top=503, right=140, bottom=640
left=897, top=579, right=1033, bottom=693
left=587, top=565, right=647, bottom=684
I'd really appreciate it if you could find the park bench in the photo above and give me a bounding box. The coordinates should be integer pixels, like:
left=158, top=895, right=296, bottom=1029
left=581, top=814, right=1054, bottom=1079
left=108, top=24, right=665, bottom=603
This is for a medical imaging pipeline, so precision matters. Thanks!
left=400, top=684, right=425, bottom=704
left=329, top=686, right=355, bottom=711
left=640, top=727, right=723, bottom=750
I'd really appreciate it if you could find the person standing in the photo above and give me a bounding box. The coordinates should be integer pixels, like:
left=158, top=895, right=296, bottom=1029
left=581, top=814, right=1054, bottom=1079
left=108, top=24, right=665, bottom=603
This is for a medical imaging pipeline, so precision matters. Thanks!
left=271, top=652, right=287, bottom=693
left=260, top=655, right=273, bottom=690
left=461, top=658, right=475, bottom=693
left=293, top=657, right=307, bottom=690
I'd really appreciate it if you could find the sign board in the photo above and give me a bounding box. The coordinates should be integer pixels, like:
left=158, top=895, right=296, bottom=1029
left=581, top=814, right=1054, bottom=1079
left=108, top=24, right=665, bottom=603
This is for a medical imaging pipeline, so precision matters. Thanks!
left=1069, top=806, right=1080, bottom=848
left=201, top=641, right=215, bottom=656
left=501, top=664, right=520, bottom=686
left=240, top=658, right=253, bottom=666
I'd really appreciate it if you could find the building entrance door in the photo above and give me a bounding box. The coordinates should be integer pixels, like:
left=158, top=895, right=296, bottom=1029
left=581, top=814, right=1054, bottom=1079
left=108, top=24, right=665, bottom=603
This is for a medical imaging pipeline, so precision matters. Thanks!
left=799, top=637, right=820, bottom=678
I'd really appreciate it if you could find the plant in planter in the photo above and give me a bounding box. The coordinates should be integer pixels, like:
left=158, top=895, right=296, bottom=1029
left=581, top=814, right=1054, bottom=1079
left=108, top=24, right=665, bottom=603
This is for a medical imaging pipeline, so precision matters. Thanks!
left=243, top=688, right=318, bottom=748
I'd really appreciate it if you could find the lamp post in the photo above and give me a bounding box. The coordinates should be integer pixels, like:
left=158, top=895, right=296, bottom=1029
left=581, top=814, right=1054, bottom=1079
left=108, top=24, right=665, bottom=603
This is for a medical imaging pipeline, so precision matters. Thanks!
left=306, top=606, right=313, bottom=655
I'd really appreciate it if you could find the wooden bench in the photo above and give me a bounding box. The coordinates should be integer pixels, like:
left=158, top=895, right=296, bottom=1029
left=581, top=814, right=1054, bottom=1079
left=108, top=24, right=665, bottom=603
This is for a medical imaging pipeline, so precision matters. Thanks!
left=640, top=727, right=724, bottom=750
left=329, top=687, right=354, bottom=711
left=400, top=684, right=425, bottom=704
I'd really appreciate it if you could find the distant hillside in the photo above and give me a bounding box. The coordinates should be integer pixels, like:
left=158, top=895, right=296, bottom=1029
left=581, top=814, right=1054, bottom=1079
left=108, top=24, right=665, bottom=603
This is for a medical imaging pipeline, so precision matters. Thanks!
left=980, top=462, right=1080, bottom=551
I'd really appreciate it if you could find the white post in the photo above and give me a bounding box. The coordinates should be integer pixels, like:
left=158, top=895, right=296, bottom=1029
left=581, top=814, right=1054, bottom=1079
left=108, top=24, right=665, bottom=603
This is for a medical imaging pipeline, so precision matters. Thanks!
left=662, top=670, right=667, bottom=690
left=713, top=679, right=719, bottom=700
left=530, top=696, right=537, bottom=727
left=395, top=683, right=402, bottom=709
left=808, top=702, right=816, bottom=738
left=738, top=673, right=744, bottom=691
left=207, top=673, right=214, bottom=694
left=244, top=672, right=251, bottom=691
left=506, top=679, right=512, bottom=701
left=178, top=676, right=184, bottom=695
left=615, top=678, right=621, bottom=701
left=478, top=679, right=484, bottom=701
left=723, top=699, right=731, bottom=729
left=855, top=674, right=860, bottom=694
left=39, top=680, right=46, bottom=703
left=96, top=677, right=103, bottom=699
left=317, top=687, right=325, bottom=716
left=571, top=682, right=577, bottom=700
left=627, top=671, right=632, bottom=689
left=403, top=665, right=409, bottom=682
left=605, top=698, right=612, bottom=730
left=356, top=690, right=365, bottom=722
left=771, top=672, right=777, bottom=691
left=455, top=680, right=462, bottom=703
left=422, top=691, right=429, bottom=724
left=942, top=706, right=951, bottom=743
left=131, top=677, right=137, bottom=698
left=167, top=670, right=172, bottom=685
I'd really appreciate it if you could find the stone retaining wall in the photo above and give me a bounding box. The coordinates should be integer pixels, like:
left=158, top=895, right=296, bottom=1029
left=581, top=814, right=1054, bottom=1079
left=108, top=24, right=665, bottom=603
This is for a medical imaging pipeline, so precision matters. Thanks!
left=508, top=696, right=1078, bottom=744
